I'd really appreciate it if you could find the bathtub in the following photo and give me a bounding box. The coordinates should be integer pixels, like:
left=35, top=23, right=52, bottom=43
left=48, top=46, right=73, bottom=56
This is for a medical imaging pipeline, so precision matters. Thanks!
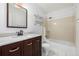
left=42, top=38, right=76, bottom=56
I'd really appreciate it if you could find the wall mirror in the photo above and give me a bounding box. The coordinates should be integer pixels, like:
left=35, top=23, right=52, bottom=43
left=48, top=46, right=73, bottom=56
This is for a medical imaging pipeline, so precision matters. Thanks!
left=7, top=3, right=27, bottom=28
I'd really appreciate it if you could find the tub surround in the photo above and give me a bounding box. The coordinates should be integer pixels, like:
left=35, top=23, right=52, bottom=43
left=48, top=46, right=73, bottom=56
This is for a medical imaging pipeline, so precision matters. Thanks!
left=45, top=7, right=75, bottom=44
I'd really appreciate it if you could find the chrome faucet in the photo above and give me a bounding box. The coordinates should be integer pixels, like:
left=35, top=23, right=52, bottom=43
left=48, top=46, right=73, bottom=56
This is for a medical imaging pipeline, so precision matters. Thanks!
left=16, top=30, right=23, bottom=36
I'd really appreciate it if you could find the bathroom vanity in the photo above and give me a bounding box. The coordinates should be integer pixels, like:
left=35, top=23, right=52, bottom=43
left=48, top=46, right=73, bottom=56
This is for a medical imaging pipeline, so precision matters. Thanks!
left=0, top=35, right=41, bottom=56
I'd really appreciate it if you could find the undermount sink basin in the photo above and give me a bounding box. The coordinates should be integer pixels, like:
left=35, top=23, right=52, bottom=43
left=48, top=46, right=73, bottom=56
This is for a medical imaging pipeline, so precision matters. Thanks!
left=0, top=33, right=41, bottom=46
left=11, top=34, right=39, bottom=38
left=0, top=37, right=12, bottom=43
left=0, top=34, right=40, bottom=43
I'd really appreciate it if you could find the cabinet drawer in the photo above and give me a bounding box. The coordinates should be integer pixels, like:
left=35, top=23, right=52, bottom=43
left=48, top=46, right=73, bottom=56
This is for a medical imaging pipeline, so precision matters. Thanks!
left=1, top=41, right=23, bottom=56
left=23, top=39, right=33, bottom=56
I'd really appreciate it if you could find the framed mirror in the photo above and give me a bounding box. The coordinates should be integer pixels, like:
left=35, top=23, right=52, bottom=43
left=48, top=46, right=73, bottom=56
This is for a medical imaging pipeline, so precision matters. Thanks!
left=7, top=3, right=27, bottom=28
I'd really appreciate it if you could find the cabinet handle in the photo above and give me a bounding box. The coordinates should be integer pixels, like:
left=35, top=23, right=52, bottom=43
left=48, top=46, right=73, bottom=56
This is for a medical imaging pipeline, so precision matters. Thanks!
left=9, top=47, right=20, bottom=53
left=27, top=43, right=32, bottom=46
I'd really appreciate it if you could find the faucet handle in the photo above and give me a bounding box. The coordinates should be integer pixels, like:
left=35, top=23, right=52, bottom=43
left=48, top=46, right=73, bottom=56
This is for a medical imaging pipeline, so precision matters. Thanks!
left=19, top=30, right=23, bottom=35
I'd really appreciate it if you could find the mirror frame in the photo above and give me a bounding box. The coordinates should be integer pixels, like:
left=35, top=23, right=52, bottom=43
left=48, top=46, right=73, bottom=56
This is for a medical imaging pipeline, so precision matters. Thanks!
left=7, top=3, right=27, bottom=28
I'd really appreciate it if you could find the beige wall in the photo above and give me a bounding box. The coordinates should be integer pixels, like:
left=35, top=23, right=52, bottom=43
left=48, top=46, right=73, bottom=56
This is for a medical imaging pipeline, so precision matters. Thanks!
left=45, top=16, right=76, bottom=43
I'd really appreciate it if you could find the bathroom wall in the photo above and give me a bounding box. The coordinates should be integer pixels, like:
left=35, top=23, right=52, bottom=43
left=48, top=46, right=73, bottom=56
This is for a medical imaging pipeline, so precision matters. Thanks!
left=0, top=3, right=44, bottom=36
left=75, top=4, right=79, bottom=55
left=45, top=7, right=76, bottom=43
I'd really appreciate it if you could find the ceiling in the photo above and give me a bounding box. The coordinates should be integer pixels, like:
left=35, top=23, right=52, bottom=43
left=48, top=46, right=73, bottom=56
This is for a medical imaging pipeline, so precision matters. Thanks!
left=36, top=3, right=74, bottom=14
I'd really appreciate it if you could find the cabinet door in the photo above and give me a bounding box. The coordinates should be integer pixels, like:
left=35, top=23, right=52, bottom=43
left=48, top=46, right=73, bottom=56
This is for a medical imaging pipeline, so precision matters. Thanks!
left=32, top=36, right=41, bottom=56
left=1, top=41, right=23, bottom=56
left=0, top=47, right=1, bottom=56
left=23, top=39, right=33, bottom=56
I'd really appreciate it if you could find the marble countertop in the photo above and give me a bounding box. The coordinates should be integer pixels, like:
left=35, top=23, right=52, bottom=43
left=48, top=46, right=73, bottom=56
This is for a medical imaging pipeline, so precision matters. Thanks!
left=0, top=34, right=41, bottom=46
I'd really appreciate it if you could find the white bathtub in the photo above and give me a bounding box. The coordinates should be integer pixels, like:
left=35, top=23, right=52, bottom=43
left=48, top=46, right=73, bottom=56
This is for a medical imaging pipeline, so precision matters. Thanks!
left=42, top=38, right=76, bottom=56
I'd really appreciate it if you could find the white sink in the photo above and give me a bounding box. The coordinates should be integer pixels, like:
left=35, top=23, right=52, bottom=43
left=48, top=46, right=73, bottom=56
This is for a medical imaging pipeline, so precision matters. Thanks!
left=10, top=34, right=38, bottom=39
left=0, top=37, right=13, bottom=43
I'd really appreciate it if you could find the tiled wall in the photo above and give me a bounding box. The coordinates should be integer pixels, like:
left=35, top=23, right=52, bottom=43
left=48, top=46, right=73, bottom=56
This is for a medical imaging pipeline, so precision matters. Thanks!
left=45, top=16, right=76, bottom=44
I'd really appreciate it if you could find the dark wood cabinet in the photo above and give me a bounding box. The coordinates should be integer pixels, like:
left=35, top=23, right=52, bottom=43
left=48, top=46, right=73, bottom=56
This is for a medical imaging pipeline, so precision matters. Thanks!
left=23, top=36, right=41, bottom=56
left=0, top=36, right=41, bottom=56
left=23, top=39, right=33, bottom=56
left=32, top=36, right=41, bottom=56
left=0, top=47, right=1, bottom=56
left=1, top=41, right=23, bottom=56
